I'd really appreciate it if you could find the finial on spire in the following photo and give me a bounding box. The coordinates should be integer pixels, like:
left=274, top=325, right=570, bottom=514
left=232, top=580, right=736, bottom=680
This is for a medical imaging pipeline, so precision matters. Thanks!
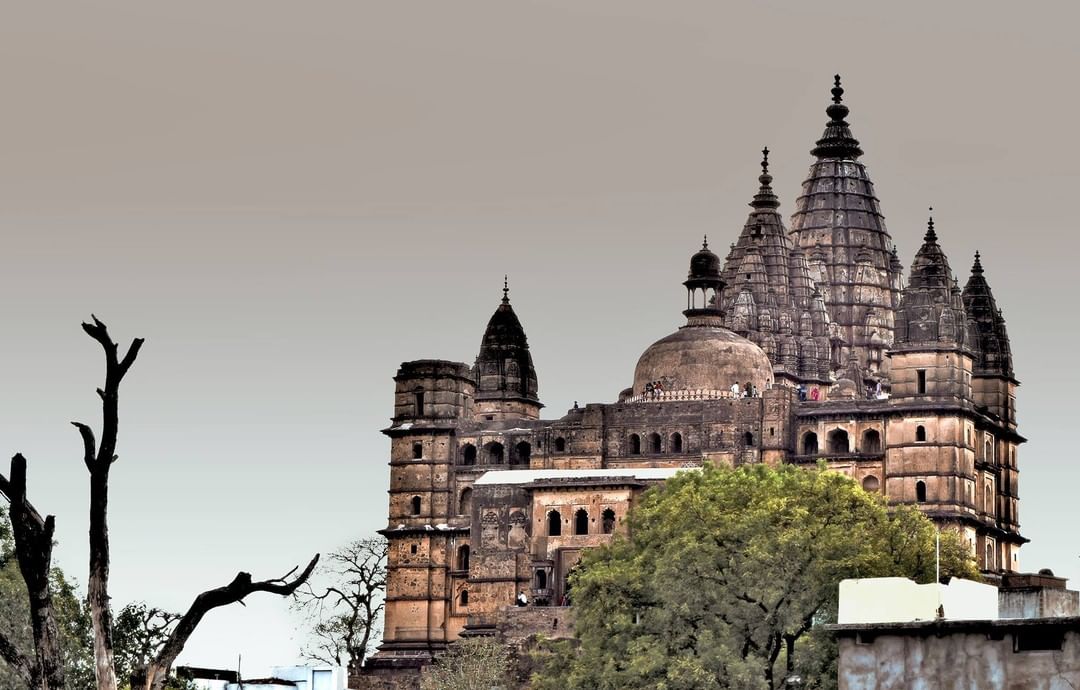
left=502, top=275, right=510, bottom=304
left=751, top=147, right=779, bottom=209
left=761, top=147, right=770, bottom=175
left=702, top=234, right=709, bottom=250
left=972, top=250, right=984, bottom=274
left=832, top=74, right=844, bottom=104
left=924, top=206, right=938, bottom=243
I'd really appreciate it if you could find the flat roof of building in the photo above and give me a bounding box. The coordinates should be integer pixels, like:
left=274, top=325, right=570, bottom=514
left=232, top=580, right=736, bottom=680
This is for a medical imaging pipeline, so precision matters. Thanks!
left=473, top=467, right=691, bottom=486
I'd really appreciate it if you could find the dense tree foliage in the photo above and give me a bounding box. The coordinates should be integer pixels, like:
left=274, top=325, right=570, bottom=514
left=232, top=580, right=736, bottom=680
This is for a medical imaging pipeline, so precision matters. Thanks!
left=419, top=637, right=512, bottom=690
left=532, top=463, right=977, bottom=690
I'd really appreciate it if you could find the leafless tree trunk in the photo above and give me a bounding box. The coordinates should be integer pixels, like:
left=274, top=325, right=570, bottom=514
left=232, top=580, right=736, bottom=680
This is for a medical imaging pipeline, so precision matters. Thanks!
left=139, top=557, right=319, bottom=690
left=0, top=454, right=65, bottom=690
left=71, top=315, right=144, bottom=690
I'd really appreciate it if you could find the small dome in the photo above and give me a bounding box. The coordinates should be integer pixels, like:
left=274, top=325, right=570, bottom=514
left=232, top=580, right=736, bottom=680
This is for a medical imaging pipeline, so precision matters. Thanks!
left=633, top=325, right=773, bottom=396
left=688, top=238, right=722, bottom=281
left=832, top=377, right=859, bottom=400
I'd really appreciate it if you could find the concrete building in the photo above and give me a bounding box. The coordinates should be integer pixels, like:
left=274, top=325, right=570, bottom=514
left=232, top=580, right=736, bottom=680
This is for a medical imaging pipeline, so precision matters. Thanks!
left=357, top=76, right=1028, bottom=689
left=832, top=575, right=1080, bottom=689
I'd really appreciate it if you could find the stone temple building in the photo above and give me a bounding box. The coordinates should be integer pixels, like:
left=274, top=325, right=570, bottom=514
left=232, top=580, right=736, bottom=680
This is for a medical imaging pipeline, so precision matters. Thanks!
left=358, top=76, right=1025, bottom=687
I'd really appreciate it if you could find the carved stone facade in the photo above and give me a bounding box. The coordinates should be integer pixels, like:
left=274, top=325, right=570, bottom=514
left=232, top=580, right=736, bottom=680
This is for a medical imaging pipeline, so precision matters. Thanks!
left=357, top=76, right=1026, bottom=688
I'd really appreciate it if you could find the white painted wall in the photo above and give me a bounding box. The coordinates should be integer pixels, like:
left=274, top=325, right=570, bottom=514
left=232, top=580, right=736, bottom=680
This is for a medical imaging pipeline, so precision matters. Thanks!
left=837, top=577, right=998, bottom=624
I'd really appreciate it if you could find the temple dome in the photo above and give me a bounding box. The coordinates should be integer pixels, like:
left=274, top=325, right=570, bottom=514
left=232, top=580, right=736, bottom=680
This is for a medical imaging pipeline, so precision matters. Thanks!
left=633, top=324, right=773, bottom=396
left=689, top=239, right=722, bottom=281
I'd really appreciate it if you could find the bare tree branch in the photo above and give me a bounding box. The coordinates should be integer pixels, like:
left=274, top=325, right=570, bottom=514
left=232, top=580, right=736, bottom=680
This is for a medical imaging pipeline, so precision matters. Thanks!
left=140, top=555, right=319, bottom=690
left=0, top=454, right=65, bottom=689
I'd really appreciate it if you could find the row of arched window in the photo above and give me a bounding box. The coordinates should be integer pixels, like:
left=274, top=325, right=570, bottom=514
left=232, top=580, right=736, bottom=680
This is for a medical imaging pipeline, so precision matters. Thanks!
left=547, top=508, right=617, bottom=536
left=459, top=441, right=531, bottom=466
left=801, top=428, right=882, bottom=455
left=627, top=432, right=683, bottom=455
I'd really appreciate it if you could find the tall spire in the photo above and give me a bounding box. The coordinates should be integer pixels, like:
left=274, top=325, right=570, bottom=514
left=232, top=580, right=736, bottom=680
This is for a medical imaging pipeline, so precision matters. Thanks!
left=810, top=74, right=864, bottom=160
left=751, top=146, right=780, bottom=210
left=925, top=207, right=937, bottom=243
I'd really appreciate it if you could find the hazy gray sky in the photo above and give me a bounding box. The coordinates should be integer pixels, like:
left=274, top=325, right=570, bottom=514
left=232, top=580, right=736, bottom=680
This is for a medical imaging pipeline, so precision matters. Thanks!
left=1, top=0, right=1078, bottom=674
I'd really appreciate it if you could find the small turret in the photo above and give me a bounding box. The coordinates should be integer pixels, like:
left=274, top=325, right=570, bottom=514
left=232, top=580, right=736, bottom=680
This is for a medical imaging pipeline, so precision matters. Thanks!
left=963, top=251, right=1017, bottom=425
left=473, top=278, right=542, bottom=420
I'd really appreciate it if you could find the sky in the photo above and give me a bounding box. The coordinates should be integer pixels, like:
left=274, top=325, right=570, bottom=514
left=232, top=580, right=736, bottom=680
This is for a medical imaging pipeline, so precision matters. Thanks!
left=1, top=0, right=1079, bottom=675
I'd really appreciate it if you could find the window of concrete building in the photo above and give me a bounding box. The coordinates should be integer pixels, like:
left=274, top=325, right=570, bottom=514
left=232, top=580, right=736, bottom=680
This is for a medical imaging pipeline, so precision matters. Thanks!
left=648, top=433, right=661, bottom=454
left=671, top=432, right=683, bottom=453
left=414, top=388, right=425, bottom=415
left=460, top=590, right=469, bottom=606
left=803, top=431, right=819, bottom=455
left=574, top=509, right=589, bottom=535
left=629, top=434, right=641, bottom=455
left=547, top=510, right=562, bottom=537
left=862, top=429, right=881, bottom=454
left=462, top=444, right=477, bottom=465
left=916, top=370, right=927, bottom=394
left=602, top=508, right=616, bottom=534
left=916, top=425, right=927, bottom=442
left=458, top=488, right=472, bottom=516
left=862, top=475, right=880, bottom=492
left=915, top=481, right=927, bottom=503
left=312, top=670, right=333, bottom=690
left=411, top=496, right=422, bottom=515
left=412, top=442, right=423, bottom=460
left=744, top=431, right=754, bottom=446
left=513, top=441, right=531, bottom=466
left=485, top=442, right=504, bottom=464
left=458, top=545, right=470, bottom=571
left=827, top=429, right=849, bottom=454
left=1015, top=630, right=1065, bottom=652
left=555, top=437, right=566, bottom=452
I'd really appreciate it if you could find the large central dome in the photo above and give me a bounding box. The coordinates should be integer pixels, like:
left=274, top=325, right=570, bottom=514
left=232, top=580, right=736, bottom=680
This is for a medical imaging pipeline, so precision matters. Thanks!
left=632, top=239, right=774, bottom=397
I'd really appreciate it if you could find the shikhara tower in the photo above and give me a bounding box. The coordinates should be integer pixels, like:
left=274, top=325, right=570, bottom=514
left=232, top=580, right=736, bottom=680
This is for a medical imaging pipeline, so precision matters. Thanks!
left=788, top=75, right=903, bottom=382
left=357, top=75, right=1028, bottom=689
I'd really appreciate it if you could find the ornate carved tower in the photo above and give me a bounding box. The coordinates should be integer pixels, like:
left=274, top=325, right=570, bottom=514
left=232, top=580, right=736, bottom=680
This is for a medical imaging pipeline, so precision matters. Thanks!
left=473, top=279, right=542, bottom=421
left=788, top=76, right=902, bottom=380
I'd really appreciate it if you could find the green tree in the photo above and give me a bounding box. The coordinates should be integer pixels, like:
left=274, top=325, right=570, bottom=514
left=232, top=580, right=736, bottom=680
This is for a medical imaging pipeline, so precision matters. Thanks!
left=419, top=637, right=512, bottom=690
left=532, top=463, right=977, bottom=690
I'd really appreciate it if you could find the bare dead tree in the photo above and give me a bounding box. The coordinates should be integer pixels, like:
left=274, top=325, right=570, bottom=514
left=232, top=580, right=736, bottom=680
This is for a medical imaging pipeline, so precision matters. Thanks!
left=136, top=557, right=319, bottom=690
left=293, top=538, right=388, bottom=676
left=70, top=315, right=143, bottom=690
left=64, top=316, right=319, bottom=690
left=0, top=454, right=65, bottom=689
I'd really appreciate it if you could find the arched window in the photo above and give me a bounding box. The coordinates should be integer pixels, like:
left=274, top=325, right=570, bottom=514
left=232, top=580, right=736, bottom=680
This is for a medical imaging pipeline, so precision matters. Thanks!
left=671, top=432, right=683, bottom=453
left=602, top=508, right=616, bottom=534
left=535, top=569, right=547, bottom=589
left=862, top=475, right=880, bottom=492
left=411, top=496, right=422, bottom=515
left=985, top=483, right=993, bottom=514
left=512, top=441, right=531, bottom=466
left=554, top=437, right=566, bottom=452
left=458, top=488, right=472, bottom=516
left=461, top=444, right=477, bottom=465
left=985, top=438, right=994, bottom=463
left=915, top=425, right=927, bottom=442
left=629, top=434, right=641, bottom=455
left=802, top=431, right=819, bottom=455
left=485, top=442, right=504, bottom=464
left=744, top=431, right=754, bottom=447
left=413, top=388, right=425, bottom=416
left=412, top=442, right=423, bottom=460
left=460, top=590, right=469, bottom=606
left=547, top=510, right=562, bottom=537
left=827, top=429, right=849, bottom=454
left=862, top=429, right=881, bottom=454
left=458, top=545, right=470, bottom=571
left=574, top=508, right=589, bottom=536
left=985, top=543, right=995, bottom=570
left=648, top=433, right=661, bottom=454
left=915, top=481, right=927, bottom=503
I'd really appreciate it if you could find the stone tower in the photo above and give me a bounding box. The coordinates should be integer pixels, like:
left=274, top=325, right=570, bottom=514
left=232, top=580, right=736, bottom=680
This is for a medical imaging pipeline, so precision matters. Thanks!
left=789, top=76, right=902, bottom=380
left=721, top=148, right=835, bottom=388
left=473, top=279, right=542, bottom=421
